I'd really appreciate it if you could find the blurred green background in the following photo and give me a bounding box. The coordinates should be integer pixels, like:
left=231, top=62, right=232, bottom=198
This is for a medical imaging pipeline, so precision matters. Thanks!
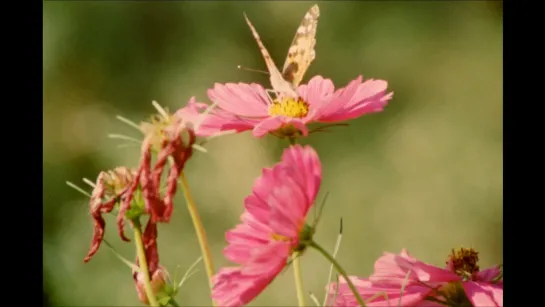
left=43, top=1, right=502, bottom=306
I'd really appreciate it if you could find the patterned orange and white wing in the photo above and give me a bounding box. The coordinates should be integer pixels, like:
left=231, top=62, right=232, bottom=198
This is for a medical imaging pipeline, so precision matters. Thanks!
left=282, top=4, right=320, bottom=87
left=243, top=13, right=298, bottom=97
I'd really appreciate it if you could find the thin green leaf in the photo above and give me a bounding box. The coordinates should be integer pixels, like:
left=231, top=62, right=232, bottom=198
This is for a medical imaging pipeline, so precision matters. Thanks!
left=198, top=130, right=237, bottom=146
left=177, top=256, right=203, bottom=289
left=331, top=274, right=340, bottom=306
left=66, top=181, right=92, bottom=198
left=152, top=100, right=170, bottom=120
left=82, top=178, right=96, bottom=188
left=103, top=239, right=141, bottom=273
left=116, top=115, right=141, bottom=131
left=323, top=217, right=343, bottom=306
left=309, top=292, right=321, bottom=306
left=108, top=134, right=141, bottom=143
left=117, top=143, right=140, bottom=149
left=192, top=144, right=207, bottom=153
left=172, top=265, right=181, bottom=291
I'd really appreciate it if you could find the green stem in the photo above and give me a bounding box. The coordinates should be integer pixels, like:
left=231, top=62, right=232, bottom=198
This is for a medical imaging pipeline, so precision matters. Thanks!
left=293, top=253, right=306, bottom=307
left=168, top=298, right=181, bottom=307
left=309, top=241, right=367, bottom=307
left=179, top=172, right=217, bottom=307
left=132, top=219, right=160, bottom=307
left=286, top=136, right=305, bottom=306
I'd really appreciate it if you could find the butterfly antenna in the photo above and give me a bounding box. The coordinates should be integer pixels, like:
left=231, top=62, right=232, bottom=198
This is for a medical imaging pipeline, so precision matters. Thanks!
left=237, top=65, right=270, bottom=75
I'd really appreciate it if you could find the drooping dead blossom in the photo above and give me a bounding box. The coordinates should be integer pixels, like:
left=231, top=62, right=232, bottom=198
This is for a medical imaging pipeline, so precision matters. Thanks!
left=84, top=167, right=137, bottom=262
left=116, top=102, right=197, bottom=242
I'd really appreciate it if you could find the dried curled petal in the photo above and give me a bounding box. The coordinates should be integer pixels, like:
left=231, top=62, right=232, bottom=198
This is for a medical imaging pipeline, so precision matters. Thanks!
left=84, top=167, right=136, bottom=262
left=117, top=117, right=195, bottom=241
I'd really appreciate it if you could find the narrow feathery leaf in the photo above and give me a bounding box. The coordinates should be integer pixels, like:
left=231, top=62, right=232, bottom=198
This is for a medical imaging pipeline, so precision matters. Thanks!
left=116, top=115, right=141, bottom=131
left=116, top=143, right=140, bottom=149
left=309, top=292, right=321, bottom=306
left=82, top=178, right=96, bottom=188
left=313, top=191, right=330, bottom=231
left=193, top=102, right=218, bottom=132
left=323, top=217, right=343, bottom=306
left=192, top=144, right=207, bottom=153
left=108, top=133, right=142, bottom=144
left=66, top=181, right=92, bottom=198
left=198, top=129, right=237, bottom=146
left=177, top=256, right=203, bottom=289
left=331, top=274, right=340, bottom=306
left=103, top=239, right=142, bottom=273
left=152, top=100, right=170, bottom=120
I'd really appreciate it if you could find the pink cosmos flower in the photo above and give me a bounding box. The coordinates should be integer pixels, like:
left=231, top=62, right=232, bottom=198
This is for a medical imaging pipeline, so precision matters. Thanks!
left=212, top=145, right=322, bottom=307
left=328, top=248, right=503, bottom=307
left=205, top=75, right=393, bottom=138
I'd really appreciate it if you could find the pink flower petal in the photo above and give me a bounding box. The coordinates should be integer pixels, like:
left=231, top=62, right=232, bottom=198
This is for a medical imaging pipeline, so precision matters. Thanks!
left=223, top=223, right=270, bottom=264
left=252, top=117, right=308, bottom=137
left=329, top=276, right=433, bottom=307
left=212, top=267, right=275, bottom=307
left=370, top=250, right=459, bottom=285
left=267, top=171, right=309, bottom=239
left=244, top=167, right=276, bottom=220
left=314, top=76, right=393, bottom=122
left=207, top=82, right=269, bottom=117
left=197, top=109, right=258, bottom=136
left=212, top=244, right=289, bottom=307
left=280, top=145, right=322, bottom=214
left=476, top=266, right=502, bottom=283
left=313, top=76, right=362, bottom=121
left=462, top=281, right=503, bottom=307
left=173, top=97, right=260, bottom=136
left=298, top=75, right=335, bottom=109
left=240, top=242, right=290, bottom=276
left=266, top=146, right=321, bottom=239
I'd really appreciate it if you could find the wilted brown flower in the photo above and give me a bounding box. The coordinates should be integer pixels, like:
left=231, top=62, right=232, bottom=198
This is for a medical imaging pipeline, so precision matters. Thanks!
left=84, top=167, right=137, bottom=263
left=117, top=103, right=197, bottom=242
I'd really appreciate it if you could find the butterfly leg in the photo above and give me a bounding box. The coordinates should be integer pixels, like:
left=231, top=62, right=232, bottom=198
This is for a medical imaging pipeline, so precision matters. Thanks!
left=265, top=89, right=278, bottom=104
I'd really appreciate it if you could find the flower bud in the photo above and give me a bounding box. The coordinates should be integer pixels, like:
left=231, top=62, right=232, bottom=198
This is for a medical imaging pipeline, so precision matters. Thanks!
left=134, top=266, right=170, bottom=305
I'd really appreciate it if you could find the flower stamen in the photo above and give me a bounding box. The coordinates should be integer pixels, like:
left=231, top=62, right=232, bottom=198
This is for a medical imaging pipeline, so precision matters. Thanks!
left=446, top=247, right=480, bottom=281
left=268, top=97, right=309, bottom=118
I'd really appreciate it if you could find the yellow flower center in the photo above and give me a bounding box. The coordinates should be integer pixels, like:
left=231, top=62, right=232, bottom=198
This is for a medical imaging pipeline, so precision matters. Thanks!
left=271, top=233, right=292, bottom=242
left=268, top=97, right=309, bottom=118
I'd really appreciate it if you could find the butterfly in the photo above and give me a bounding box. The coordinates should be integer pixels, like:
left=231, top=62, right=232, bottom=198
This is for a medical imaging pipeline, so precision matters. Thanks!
left=243, top=4, right=320, bottom=99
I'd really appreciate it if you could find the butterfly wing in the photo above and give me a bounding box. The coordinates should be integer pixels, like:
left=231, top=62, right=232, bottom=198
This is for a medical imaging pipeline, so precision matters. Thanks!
left=244, top=13, right=298, bottom=97
left=282, top=4, right=320, bottom=87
